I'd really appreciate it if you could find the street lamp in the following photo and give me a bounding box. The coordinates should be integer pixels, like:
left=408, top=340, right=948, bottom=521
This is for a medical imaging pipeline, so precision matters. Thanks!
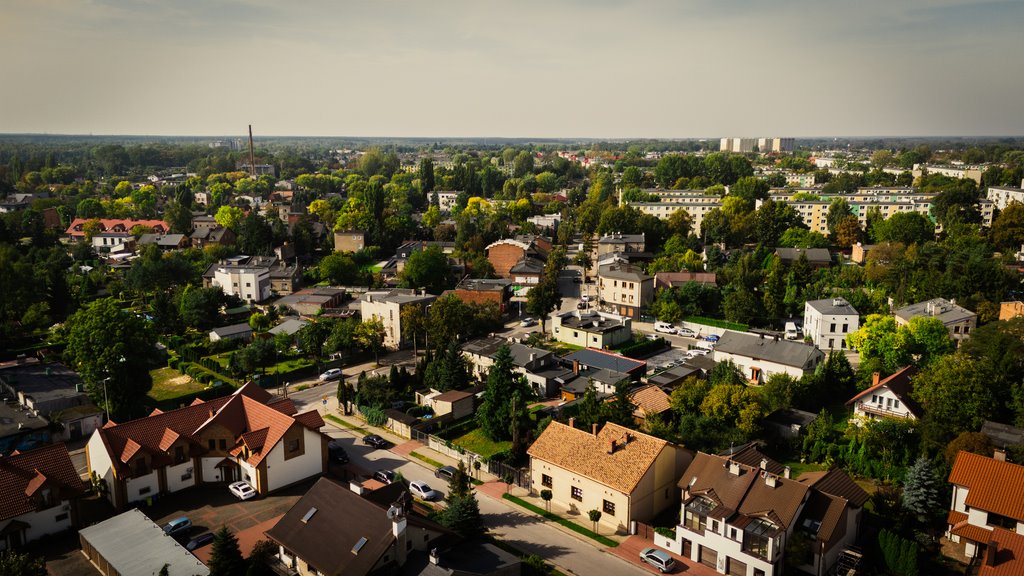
left=101, top=377, right=110, bottom=423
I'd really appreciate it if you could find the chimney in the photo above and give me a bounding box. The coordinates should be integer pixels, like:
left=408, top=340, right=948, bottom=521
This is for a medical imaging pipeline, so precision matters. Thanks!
left=209, top=409, right=215, bottom=419
left=392, top=509, right=408, bottom=566
left=783, top=466, right=791, bottom=479
left=765, top=474, right=778, bottom=488
left=573, top=360, right=580, bottom=375
left=994, top=448, right=1007, bottom=462
left=529, top=353, right=536, bottom=363
left=349, top=481, right=366, bottom=495
left=986, top=541, right=998, bottom=567
left=608, top=439, right=616, bottom=454
left=872, top=372, right=880, bottom=387
left=429, top=548, right=440, bottom=566
left=568, top=417, right=575, bottom=429
left=760, top=458, right=768, bottom=470
left=591, top=423, right=599, bottom=436
left=728, top=461, right=741, bottom=476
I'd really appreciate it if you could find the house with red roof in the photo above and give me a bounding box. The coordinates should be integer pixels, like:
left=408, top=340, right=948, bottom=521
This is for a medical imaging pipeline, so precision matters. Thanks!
left=0, top=443, right=85, bottom=550
left=846, top=366, right=921, bottom=424
left=65, top=218, right=171, bottom=240
left=947, top=450, right=1024, bottom=563
left=86, top=383, right=328, bottom=510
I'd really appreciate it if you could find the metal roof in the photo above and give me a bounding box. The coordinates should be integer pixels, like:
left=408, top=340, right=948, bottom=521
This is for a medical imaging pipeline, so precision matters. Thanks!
left=79, top=509, right=209, bottom=576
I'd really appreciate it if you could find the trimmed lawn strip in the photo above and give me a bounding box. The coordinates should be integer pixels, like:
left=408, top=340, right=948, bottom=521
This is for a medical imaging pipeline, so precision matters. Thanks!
left=410, top=451, right=445, bottom=469
left=324, top=414, right=370, bottom=435
left=502, top=494, right=618, bottom=547
left=450, top=428, right=511, bottom=460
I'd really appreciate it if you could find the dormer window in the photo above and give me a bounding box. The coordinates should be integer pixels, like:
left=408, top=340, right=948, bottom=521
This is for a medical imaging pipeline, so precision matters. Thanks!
left=134, top=458, right=148, bottom=476
left=174, top=446, right=186, bottom=464
left=39, top=488, right=53, bottom=508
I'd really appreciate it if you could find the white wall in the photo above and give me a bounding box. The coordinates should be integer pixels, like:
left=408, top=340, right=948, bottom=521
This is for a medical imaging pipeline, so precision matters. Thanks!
left=712, top=350, right=809, bottom=383
left=125, top=472, right=160, bottom=506
left=266, top=427, right=324, bottom=492
left=86, top=431, right=117, bottom=507
left=19, top=502, right=74, bottom=543
left=201, top=456, right=226, bottom=483
left=674, top=511, right=777, bottom=576
left=853, top=387, right=916, bottom=421
left=165, top=460, right=197, bottom=493
left=804, top=308, right=858, bottom=350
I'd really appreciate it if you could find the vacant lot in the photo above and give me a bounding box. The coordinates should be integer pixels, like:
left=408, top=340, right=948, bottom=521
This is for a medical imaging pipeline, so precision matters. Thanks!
left=148, top=367, right=206, bottom=402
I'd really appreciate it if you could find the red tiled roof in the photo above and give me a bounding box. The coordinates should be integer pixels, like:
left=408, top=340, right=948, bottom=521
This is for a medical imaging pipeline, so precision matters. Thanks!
left=949, top=451, right=1024, bottom=521
left=65, top=218, right=170, bottom=237
left=980, top=527, right=1024, bottom=576
left=0, top=443, right=84, bottom=522
left=846, top=366, right=920, bottom=415
left=293, top=410, right=325, bottom=430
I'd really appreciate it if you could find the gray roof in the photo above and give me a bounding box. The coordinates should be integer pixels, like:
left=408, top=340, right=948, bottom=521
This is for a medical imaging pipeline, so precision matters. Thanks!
left=0, top=401, right=50, bottom=440
left=210, top=322, right=253, bottom=338
left=362, top=288, right=437, bottom=305
left=647, top=364, right=700, bottom=388
left=893, top=298, right=976, bottom=325
left=715, top=331, right=825, bottom=369
left=556, top=311, right=630, bottom=334
left=564, top=349, right=646, bottom=375
left=456, top=278, right=512, bottom=292
left=598, top=262, right=652, bottom=282
left=401, top=542, right=520, bottom=576
left=138, top=233, right=186, bottom=247
left=560, top=368, right=630, bottom=393
left=981, top=420, right=1024, bottom=449
left=268, top=318, right=309, bottom=336
left=0, top=362, right=97, bottom=414
left=598, top=233, right=644, bottom=245
left=509, top=257, right=545, bottom=275
left=78, top=509, right=209, bottom=576
left=461, top=337, right=551, bottom=368
left=774, top=247, right=832, bottom=264
left=805, top=297, right=859, bottom=316
left=764, top=408, right=818, bottom=429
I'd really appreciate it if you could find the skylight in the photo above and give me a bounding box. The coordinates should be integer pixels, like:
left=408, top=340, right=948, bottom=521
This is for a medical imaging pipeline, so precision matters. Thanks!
left=352, top=537, right=368, bottom=555
left=301, top=507, right=317, bottom=523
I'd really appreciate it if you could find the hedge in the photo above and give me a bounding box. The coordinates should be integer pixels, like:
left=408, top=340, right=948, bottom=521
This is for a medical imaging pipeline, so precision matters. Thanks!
left=684, top=316, right=747, bottom=332
left=618, top=337, right=667, bottom=358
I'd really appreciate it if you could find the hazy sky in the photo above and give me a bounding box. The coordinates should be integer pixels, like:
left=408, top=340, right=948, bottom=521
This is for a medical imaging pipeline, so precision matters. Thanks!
left=2, top=0, right=1023, bottom=138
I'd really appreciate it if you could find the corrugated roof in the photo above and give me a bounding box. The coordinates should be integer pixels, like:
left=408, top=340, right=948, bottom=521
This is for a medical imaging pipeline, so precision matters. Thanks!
left=78, top=509, right=209, bottom=576
left=949, top=451, right=1024, bottom=521
left=528, top=422, right=669, bottom=494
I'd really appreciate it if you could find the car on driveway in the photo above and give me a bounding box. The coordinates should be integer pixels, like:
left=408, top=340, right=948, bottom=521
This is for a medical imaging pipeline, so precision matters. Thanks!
left=328, top=440, right=349, bottom=464
left=162, top=516, right=192, bottom=538
left=687, top=348, right=710, bottom=358
left=363, top=434, right=389, bottom=449
left=319, top=368, right=343, bottom=381
left=373, top=469, right=396, bottom=484
left=186, top=532, right=215, bottom=551
left=435, top=465, right=457, bottom=482
left=409, top=480, right=440, bottom=501
left=520, top=317, right=537, bottom=327
left=639, top=547, right=676, bottom=573
left=229, top=481, right=257, bottom=501
left=675, top=327, right=696, bottom=338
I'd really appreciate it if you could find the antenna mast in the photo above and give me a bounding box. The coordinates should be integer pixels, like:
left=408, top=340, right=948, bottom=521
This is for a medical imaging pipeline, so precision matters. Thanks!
left=248, top=124, right=256, bottom=178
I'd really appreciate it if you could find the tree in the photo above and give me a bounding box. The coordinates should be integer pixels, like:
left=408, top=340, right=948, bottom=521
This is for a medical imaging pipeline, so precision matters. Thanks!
left=943, top=432, right=993, bottom=465
left=447, top=461, right=472, bottom=502
left=873, top=212, right=934, bottom=246
left=826, top=198, right=853, bottom=239
left=354, top=318, right=386, bottom=364
left=336, top=379, right=354, bottom=415
left=526, top=278, right=560, bottom=332
left=246, top=540, right=278, bottom=576
left=422, top=340, right=470, bottom=392
left=753, top=200, right=804, bottom=246
left=992, top=202, right=1024, bottom=251
left=587, top=509, right=602, bottom=533
left=297, top=319, right=334, bottom=373
left=902, top=456, right=943, bottom=525
left=913, top=354, right=997, bottom=448
left=399, top=246, right=450, bottom=295
left=418, top=157, right=435, bottom=195
left=208, top=526, right=245, bottom=576
left=541, top=489, right=553, bottom=512
left=180, top=286, right=225, bottom=330
left=400, top=304, right=427, bottom=358
left=0, top=550, right=46, bottom=576
left=438, top=492, right=486, bottom=539
left=477, top=345, right=532, bottom=442
left=215, top=205, right=245, bottom=231
left=62, top=298, right=155, bottom=420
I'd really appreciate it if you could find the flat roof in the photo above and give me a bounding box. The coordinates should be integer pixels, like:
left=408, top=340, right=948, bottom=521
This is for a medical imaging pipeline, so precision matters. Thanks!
left=79, top=509, right=209, bottom=576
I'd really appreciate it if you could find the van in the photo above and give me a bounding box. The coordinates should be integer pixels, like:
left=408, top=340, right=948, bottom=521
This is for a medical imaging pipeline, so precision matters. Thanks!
left=654, top=321, right=677, bottom=335
left=784, top=322, right=799, bottom=340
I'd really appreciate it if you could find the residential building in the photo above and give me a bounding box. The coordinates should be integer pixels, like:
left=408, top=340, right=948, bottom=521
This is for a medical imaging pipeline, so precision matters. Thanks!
left=79, top=508, right=209, bottom=576
left=987, top=185, right=1024, bottom=210
left=361, top=289, right=437, bottom=350
left=667, top=452, right=867, bottom=576
left=598, top=262, right=654, bottom=319
left=65, top=218, right=170, bottom=241
left=449, top=278, right=513, bottom=316
left=435, top=191, right=459, bottom=212
left=415, top=389, right=475, bottom=420
left=0, top=395, right=52, bottom=454
left=265, top=478, right=456, bottom=576
left=558, top=364, right=631, bottom=401
left=720, top=138, right=758, bottom=153
left=138, top=233, right=189, bottom=251
left=276, top=287, right=347, bottom=317
left=625, top=198, right=722, bottom=233
left=978, top=527, right=1024, bottom=576
left=947, top=450, right=1024, bottom=561
left=91, top=231, right=135, bottom=253
left=629, top=384, right=671, bottom=425
left=999, top=301, right=1024, bottom=321
left=211, top=264, right=272, bottom=303
left=774, top=247, right=831, bottom=268
left=563, top=348, right=647, bottom=381
left=893, top=297, right=976, bottom=345
left=712, top=331, right=825, bottom=384
left=596, top=233, right=645, bottom=256
left=654, top=272, right=717, bottom=290
left=846, top=366, right=921, bottom=424
left=334, top=230, right=366, bottom=253
left=850, top=243, right=876, bottom=264
left=912, top=163, right=983, bottom=184
left=0, top=359, right=103, bottom=442
left=0, top=443, right=85, bottom=550
left=803, top=298, right=859, bottom=350
left=550, top=310, right=633, bottom=350
left=485, top=236, right=551, bottom=280
left=980, top=421, right=1024, bottom=453
left=268, top=318, right=309, bottom=339
left=462, top=336, right=568, bottom=398
left=86, top=383, right=327, bottom=510
left=191, top=225, right=236, bottom=248
left=763, top=408, right=818, bottom=441
left=528, top=421, right=692, bottom=532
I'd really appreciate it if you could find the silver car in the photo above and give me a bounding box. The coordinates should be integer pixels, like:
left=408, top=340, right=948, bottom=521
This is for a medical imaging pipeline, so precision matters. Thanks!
left=640, top=547, right=676, bottom=573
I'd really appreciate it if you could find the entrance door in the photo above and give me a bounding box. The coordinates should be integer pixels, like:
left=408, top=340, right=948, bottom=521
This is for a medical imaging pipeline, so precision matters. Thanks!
left=69, top=420, right=83, bottom=440
left=681, top=539, right=692, bottom=558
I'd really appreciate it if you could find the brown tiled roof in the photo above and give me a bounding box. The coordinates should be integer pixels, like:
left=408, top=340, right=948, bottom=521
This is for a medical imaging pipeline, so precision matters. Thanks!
left=629, top=385, right=670, bottom=419
left=799, top=491, right=848, bottom=551
left=949, top=451, right=1024, bottom=521
left=0, top=443, right=84, bottom=522
left=798, top=468, right=870, bottom=508
left=738, top=471, right=809, bottom=530
left=93, top=382, right=318, bottom=473
left=528, top=421, right=669, bottom=494
left=846, top=365, right=922, bottom=416
left=680, top=452, right=757, bottom=513
left=979, top=527, right=1024, bottom=576
left=434, top=390, right=474, bottom=403
left=721, top=444, right=786, bottom=476
left=293, top=410, right=325, bottom=430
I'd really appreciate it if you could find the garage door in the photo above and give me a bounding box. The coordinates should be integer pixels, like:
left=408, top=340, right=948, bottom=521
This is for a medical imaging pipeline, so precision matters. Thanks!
left=727, top=557, right=746, bottom=576
left=699, top=546, right=717, bottom=569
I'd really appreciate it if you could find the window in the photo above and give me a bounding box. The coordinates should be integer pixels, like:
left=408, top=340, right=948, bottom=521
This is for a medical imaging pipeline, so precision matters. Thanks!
left=55, top=513, right=69, bottom=522
left=828, top=339, right=834, bottom=348
left=730, top=528, right=737, bottom=540
left=603, top=500, right=615, bottom=515
left=134, top=459, right=147, bottom=476
left=174, top=446, right=186, bottom=464
left=842, top=323, right=848, bottom=333
left=542, top=474, right=552, bottom=488
left=871, top=394, right=878, bottom=403
left=139, top=486, right=151, bottom=495
left=830, top=323, right=836, bottom=332
left=571, top=486, right=583, bottom=501
left=208, top=439, right=216, bottom=451
left=39, top=489, right=53, bottom=508
left=219, top=439, right=227, bottom=450
left=181, top=471, right=192, bottom=481
left=287, top=439, right=300, bottom=453
left=954, top=325, right=960, bottom=334
left=988, top=512, right=1017, bottom=529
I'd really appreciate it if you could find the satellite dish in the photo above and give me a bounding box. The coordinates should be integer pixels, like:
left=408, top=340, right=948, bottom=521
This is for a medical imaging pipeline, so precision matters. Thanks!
left=386, top=506, right=399, bottom=520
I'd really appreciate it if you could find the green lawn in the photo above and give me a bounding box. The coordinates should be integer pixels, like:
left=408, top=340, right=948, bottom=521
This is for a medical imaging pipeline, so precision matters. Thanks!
left=451, top=428, right=512, bottom=459
left=502, top=494, right=618, bottom=547
left=148, top=367, right=207, bottom=402
left=325, top=414, right=370, bottom=435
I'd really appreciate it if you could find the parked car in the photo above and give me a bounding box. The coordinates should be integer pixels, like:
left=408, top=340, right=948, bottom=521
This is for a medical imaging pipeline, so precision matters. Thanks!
left=373, top=469, right=396, bottom=484
left=645, top=333, right=660, bottom=341
left=675, top=327, right=697, bottom=338
left=162, top=516, right=192, bottom=538
left=687, top=348, right=710, bottom=358
left=409, top=480, right=440, bottom=501
left=186, top=532, right=215, bottom=551
left=328, top=440, right=349, bottom=464
left=319, top=368, right=343, bottom=381
left=654, top=321, right=677, bottom=335
left=520, top=317, right=537, bottom=327
left=785, top=321, right=800, bottom=340
left=229, top=481, right=257, bottom=501
left=703, top=334, right=720, bottom=343
left=363, top=434, right=389, bottom=449
left=640, top=547, right=676, bottom=573
left=435, top=465, right=458, bottom=482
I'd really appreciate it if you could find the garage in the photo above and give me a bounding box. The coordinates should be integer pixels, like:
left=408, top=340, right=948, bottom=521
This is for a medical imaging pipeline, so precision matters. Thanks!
left=727, top=556, right=747, bottom=576
left=699, top=546, right=717, bottom=569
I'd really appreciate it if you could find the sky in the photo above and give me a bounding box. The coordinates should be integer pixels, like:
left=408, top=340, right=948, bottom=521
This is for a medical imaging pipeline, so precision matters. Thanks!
left=2, top=0, right=1023, bottom=139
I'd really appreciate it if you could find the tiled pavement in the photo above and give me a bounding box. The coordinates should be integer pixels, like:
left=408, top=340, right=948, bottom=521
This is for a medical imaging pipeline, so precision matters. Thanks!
left=610, top=535, right=720, bottom=576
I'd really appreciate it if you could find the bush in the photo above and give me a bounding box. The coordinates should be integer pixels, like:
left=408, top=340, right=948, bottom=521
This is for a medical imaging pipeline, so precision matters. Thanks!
left=362, top=406, right=387, bottom=427
left=618, top=337, right=667, bottom=358
left=654, top=527, right=677, bottom=539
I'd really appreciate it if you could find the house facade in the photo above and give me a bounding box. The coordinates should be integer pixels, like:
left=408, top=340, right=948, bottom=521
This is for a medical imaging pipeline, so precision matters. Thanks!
left=712, top=331, right=825, bottom=384
left=803, top=298, right=859, bottom=350
left=462, top=336, right=568, bottom=398
left=212, top=265, right=272, bottom=303
left=550, top=310, right=632, bottom=349
left=598, top=263, right=654, bottom=319
left=893, top=298, right=976, bottom=345
left=528, top=421, right=691, bottom=533
left=947, top=451, right=1024, bottom=561
left=86, top=383, right=327, bottom=511
left=360, top=289, right=437, bottom=350
left=485, top=236, right=550, bottom=279
left=0, top=443, right=85, bottom=551
left=846, top=366, right=920, bottom=424
left=333, top=230, right=365, bottom=253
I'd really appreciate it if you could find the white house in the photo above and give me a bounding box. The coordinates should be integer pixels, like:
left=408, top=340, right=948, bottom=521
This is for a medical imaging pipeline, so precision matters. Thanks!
left=712, top=331, right=825, bottom=384
left=893, top=298, right=976, bottom=346
left=212, top=265, right=272, bottom=303
left=0, top=443, right=85, bottom=551
left=550, top=310, right=633, bottom=350
left=846, top=366, right=921, bottom=424
left=86, top=383, right=327, bottom=510
left=947, top=450, right=1024, bottom=561
left=803, top=298, right=859, bottom=350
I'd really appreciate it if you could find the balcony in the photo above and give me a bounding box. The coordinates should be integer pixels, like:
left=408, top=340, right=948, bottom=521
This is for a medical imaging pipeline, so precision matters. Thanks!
left=855, top=401, right=911, bottom=420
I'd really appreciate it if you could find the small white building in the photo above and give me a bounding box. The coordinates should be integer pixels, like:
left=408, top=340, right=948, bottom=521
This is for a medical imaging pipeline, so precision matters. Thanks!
left=550, top=310, right=633, bottom=349
left=712, top=331, right=825, bottom=384
left=846, top=366, right=920, bottom=424
left=212, top=265, right=271, bottom=303
left=803, top=297, right=860, bottom=350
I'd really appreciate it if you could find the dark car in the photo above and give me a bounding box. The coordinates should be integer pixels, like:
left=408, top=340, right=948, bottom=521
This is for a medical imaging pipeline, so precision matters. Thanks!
left=435, top=465, right=457, bottom=482
left=328, top=440, right=349, bottom=464
left=363, top=434, right=389, bottom=449
left=373, top=469, right=396, bottom=484
left=186, top=532, right=215, bottom=551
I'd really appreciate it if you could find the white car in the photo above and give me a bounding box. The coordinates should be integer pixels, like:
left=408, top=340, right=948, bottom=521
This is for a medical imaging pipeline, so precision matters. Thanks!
left=229, top=481, right=257, bottom=501
left=687, top=348, right=710, bottom=358
left=654, top=321, right=677, bottom=335
left=319, top=368, right=343, bottom=381
left=675, top=327, right=697, bottom=338
left=520, top=318, right=537, bottom=327
left=409, top=480, right=440, bottom=501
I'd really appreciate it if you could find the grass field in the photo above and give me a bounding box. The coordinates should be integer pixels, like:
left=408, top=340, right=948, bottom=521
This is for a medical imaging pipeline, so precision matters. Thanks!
left=451, top=428, right=512, bottom=459
left=148, top=367, right=207, bottom=402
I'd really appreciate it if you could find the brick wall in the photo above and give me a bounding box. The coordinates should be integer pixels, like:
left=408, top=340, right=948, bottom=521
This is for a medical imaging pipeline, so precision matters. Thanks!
left=488, top=244, right=526, bottom=278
